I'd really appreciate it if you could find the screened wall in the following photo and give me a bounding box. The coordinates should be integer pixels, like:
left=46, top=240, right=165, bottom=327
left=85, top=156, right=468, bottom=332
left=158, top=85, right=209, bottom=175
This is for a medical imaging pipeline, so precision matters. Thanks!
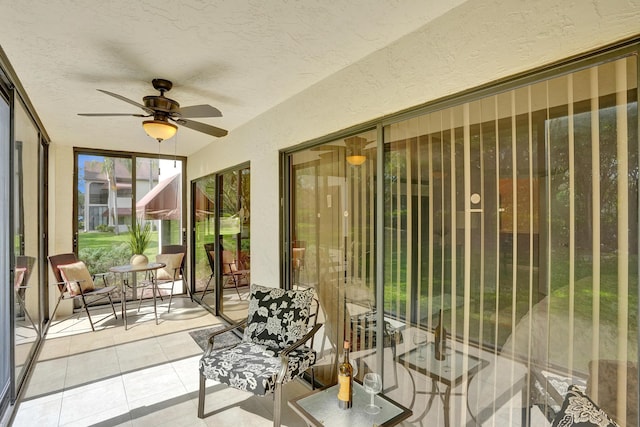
left=286, top=50, right=639, bottom=426
left=383, top=53, right=638, bottom=425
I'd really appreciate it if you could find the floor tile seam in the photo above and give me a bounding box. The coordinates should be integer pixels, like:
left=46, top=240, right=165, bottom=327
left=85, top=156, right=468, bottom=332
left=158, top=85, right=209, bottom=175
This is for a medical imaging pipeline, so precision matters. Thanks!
left=58, top=377, right=131, bottom=426
left=105, top=389, right=200, bottom=426
left=58, top=402, right=132, bottom=427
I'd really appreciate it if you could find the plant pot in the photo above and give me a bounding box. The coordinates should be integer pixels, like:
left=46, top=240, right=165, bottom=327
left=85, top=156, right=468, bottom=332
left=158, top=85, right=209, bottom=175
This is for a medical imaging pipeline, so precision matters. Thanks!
left=130, top=254, right=149, bottom=266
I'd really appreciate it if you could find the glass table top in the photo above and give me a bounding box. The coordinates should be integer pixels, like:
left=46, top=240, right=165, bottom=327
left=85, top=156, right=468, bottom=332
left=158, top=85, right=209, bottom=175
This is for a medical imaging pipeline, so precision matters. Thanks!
left=289, top=380, right=411, bottom=427
left=397, top=342, right=487, bottom=386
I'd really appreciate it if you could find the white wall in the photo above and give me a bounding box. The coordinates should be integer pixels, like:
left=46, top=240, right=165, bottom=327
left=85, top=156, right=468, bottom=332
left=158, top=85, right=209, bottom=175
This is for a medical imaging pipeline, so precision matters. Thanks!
left=50, top=0, right=640, bottom=292
left=49, top=144, right=75, bottom=317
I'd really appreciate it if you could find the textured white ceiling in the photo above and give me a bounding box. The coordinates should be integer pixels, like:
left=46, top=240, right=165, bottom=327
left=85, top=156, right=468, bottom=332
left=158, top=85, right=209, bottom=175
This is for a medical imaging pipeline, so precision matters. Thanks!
left=0, top=0, right=462, bottom=156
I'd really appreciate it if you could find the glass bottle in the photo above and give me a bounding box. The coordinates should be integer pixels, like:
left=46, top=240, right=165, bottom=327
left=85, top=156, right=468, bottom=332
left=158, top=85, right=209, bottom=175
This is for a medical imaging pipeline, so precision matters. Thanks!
left=434, top=309, right=446, bottom=361
left=337, top=340, right=353, bottom=409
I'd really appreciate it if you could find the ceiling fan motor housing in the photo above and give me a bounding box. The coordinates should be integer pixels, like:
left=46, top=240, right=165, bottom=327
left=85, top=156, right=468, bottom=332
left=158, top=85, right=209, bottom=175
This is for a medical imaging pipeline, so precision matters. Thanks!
left=143, top=95, right=180, bottom=115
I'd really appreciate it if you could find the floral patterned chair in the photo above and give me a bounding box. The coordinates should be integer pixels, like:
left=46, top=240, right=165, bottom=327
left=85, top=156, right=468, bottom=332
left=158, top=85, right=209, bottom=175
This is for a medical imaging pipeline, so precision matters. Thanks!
left=197, top=283, right=322, bottom=427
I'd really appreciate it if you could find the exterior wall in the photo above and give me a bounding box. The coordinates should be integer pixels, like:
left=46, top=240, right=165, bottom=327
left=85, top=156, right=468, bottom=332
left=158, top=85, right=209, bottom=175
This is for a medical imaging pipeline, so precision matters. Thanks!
left=187, top=0, right=640, bottom=288
left=48, top=143, right=74, bottom=317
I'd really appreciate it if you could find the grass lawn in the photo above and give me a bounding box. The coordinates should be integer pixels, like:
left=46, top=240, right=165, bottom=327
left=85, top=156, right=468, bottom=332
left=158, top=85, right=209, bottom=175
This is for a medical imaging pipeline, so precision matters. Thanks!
left=78, top=231, right=159, bottom=257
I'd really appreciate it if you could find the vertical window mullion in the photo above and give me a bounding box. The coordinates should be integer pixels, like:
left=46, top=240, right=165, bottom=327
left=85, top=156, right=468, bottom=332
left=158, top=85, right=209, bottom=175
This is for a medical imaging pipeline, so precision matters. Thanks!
left=615, top=57, right=630, bottom=425
left=589, top=64, right=602, bottom=402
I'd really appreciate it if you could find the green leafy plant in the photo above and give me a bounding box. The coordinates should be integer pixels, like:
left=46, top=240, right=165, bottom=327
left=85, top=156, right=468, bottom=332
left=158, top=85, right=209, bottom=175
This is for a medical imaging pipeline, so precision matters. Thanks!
left=127, top=220, right=151, bottom=255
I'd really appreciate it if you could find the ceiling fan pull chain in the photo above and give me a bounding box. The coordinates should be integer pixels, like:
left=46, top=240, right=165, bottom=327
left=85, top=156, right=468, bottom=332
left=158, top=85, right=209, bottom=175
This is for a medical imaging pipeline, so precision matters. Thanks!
left=174, top=131, right=178, bottom=167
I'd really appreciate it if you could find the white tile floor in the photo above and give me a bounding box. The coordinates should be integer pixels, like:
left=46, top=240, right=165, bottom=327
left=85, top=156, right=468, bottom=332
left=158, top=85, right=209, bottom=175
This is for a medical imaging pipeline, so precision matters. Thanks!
left=9, top=296, right=312, bottom=427
left=8, top=294, right=551, bottom=427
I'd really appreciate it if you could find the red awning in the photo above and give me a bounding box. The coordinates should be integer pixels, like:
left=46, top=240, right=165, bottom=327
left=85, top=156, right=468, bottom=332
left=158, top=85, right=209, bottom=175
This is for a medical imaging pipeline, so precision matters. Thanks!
left=136, top=174, right=181, bottom=220
left=102, top=207, right=132, bottom=217
left=194, top=184, right=215, bottom=220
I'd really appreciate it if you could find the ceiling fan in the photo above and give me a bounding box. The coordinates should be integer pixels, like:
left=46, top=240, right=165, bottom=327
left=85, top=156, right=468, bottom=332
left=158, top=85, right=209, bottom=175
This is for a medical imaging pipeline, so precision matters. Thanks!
left=78, top=78, right=228, bottom=142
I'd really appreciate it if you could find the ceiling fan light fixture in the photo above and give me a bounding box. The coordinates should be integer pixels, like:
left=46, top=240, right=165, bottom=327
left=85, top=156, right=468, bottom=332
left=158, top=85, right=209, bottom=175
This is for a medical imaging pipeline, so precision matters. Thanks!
left=142, top=119, right=177, bottom=142
left=346, top=154, right=367, bottom=166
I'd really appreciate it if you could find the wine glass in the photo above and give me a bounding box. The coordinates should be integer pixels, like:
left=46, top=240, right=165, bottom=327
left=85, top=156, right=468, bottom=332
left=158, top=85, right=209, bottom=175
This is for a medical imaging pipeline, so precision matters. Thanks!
left=412, top=331, right=428, bottom=361
left=363, top=372, right=382, bottom=414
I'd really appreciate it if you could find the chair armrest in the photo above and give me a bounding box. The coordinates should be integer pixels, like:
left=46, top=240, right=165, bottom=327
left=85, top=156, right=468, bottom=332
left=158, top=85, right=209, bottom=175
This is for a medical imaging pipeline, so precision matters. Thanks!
left=91, top=272, right=110, bottom=287
left=281, top=323, right=323, bottom=357
left=205, top=319, right=247, bottom=353
left=276, top=323, right=323, bottom=384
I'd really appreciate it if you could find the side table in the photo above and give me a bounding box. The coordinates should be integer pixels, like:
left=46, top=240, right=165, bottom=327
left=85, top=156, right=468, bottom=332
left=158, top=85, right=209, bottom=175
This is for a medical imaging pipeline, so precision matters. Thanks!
left=289, top=379, right=412, bottom=426
left=109, top=262, right=165, bottom=330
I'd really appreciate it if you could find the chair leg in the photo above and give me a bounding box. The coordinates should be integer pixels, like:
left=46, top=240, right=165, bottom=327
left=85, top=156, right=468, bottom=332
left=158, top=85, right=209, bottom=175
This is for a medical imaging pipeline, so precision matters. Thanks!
left=136, top=289, right=145, bottom=312
left=201, top=274, right=213, bottom=299
left=108, top=294, right=118, bottom=320
left=198, top=372, right=206, bottom=418
left=167, top=279, right=175, bottom=313
left=273, top=382, right=282, bottom=427
left=80, top=295, right=96, bottom=332
left=17, top=295, right=37, bottom=330
left=232, top=275, right=241, bottom=299
left=181, top=267, right=193, bottom=302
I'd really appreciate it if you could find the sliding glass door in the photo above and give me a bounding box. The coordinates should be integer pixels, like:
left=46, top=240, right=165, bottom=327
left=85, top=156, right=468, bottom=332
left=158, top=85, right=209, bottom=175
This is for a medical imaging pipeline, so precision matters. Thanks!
left=13, top=97, right=42, bottom=391
left=75, top=151, right=186, bottom=302
left=192, top=164, right=250, bottom=322
left=286, top=51, right=638, bottom=426
left=288, top=130, right=378, bottom=384
left=383, top=55, right=638, bottom=425
left=0, top=83, right=11, bottom=415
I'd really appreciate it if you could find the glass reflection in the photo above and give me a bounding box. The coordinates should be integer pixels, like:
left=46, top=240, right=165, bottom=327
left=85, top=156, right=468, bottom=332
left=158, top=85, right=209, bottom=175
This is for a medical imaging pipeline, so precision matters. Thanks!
left=193, top=166, right=250, bottom=322
left=289, top=130, right=378, bottom=385
left=13, top=99, right=41, bottom=388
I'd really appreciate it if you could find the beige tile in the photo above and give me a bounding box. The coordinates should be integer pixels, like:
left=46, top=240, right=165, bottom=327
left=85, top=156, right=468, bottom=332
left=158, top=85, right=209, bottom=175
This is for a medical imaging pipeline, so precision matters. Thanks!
left=64, top=354, right=121, bottom=389
left=38, top=336, right=72, bottom=361
left=170, top=356, right=201, bottom=392
left=11, top=394, right=62, bottom=427
left=156, top=331, right=202, bottom=361
left=15, top=298, right=317, bottom=427
left=23, top=357, right=67, bottom=399
left=60, top=404, right=132, bottom=427
left=123, top=364, right=187, bottom=407
left=59, top=377, right=128, bottom=425
left=130, top=399, right=205, bottom=427
left=112, top=322, right=156, bottom=345
left=116, top=338, right=169, bottom=372
left=202, top=405, right=273, bottom=427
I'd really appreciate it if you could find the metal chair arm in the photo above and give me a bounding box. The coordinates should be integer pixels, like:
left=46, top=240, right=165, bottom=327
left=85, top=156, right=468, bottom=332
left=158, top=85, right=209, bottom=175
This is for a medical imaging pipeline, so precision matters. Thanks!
left=280, top=323, right=323, bottom=358
left=205, top=319, right=247, bottom=354
left=277, top=323, right=323, bottom=385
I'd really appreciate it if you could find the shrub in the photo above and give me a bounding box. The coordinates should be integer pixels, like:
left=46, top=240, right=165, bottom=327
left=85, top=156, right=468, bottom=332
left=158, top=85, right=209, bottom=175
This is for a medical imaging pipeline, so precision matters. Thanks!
left=79, top=244, right=130, bottom=276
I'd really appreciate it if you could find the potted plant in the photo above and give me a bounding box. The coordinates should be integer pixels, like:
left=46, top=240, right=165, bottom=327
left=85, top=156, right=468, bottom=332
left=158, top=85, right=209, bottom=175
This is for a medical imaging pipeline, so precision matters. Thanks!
left=127, top=219, right=151, bottom=266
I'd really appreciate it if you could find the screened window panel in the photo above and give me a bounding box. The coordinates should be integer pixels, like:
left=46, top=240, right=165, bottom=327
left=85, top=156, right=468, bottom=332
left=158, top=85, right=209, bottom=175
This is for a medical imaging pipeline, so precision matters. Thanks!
left=384, top=55, right=638, bottom=426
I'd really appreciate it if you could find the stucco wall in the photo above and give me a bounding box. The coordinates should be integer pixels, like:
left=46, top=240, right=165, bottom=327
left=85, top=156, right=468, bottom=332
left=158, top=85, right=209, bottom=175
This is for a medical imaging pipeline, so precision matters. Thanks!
left=187, top=0, right=640, bottom=288
left=48, top=144, right=75, bottom=317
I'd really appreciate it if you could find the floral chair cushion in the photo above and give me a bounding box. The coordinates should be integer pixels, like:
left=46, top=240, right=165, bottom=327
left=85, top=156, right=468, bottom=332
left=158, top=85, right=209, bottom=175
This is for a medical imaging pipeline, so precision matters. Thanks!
left=199, top=342, right=316, bottom=396
left=552, top=385, right=619, bottom=427
left=243, top=284, right=314, bottom=349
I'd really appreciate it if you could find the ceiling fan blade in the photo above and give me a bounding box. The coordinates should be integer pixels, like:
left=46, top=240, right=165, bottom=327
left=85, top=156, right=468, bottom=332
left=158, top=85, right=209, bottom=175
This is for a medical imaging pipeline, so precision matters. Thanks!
left=78, top=113, right=148, bottom=117
left=175, top=118, right=228, bottom=137
left=177, top=104, right=222, bottom=118
left=97, top=89, right=154, bottom=114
